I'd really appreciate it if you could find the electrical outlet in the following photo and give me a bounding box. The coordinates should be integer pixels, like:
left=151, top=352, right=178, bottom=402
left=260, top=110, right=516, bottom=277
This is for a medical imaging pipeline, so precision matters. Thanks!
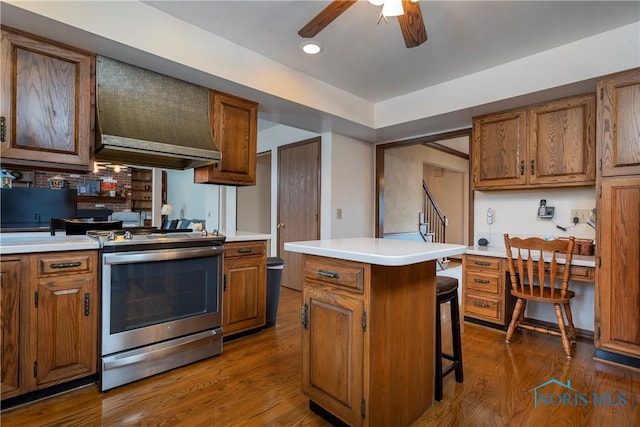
left=336, top=208, right=342, bottom=219
left=570, top=209, right=590, bottom=224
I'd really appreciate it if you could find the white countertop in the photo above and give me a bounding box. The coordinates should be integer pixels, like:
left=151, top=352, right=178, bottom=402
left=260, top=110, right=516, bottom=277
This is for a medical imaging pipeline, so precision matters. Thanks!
left=0, top=233, right=100, bottom=255
left=285, top=238, right=466, bottom=266
left=222, top=231, right=271, bottom=242
left=466, top=245, right=596, bottom=267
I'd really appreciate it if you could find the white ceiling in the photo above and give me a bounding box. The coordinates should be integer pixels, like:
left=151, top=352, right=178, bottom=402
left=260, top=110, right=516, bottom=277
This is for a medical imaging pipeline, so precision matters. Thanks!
left=143, top=1, right=639, bottom=103
left=1, top=1, right=639, bottom=147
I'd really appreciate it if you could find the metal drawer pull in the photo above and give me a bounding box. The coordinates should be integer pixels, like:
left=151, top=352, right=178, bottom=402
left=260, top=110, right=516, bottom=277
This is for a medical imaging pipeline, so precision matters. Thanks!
left=50, top=261, right=83, bottom=269
left=237, top=249, right=254, bottom=254
left=474, top=278, right=491, bottom=284
left=473, top=301, right=491, bottom=308
left=317, top=269, right=340, bottom=279
left=473, top=261, right=491, bottom=266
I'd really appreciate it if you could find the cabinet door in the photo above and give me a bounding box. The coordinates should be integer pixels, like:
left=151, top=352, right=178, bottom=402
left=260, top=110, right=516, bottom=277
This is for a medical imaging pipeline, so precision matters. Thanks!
left=0, top=28, right=94, bottom=172
left=302, top=286, right=364, bottom=426
left=35, top=273, right=97, bottom=387
left=596, top=176, right=640, bottom=357
left=598, top=68, right=640, bottom=177
left=529, top=94, right=596, bottom=186
left=1, top=260, right=22, bottom=398
left=223, top=253, right=266, bottom=336
left=473, top=109, right=528, bottom=189
left=194, top=91, right=257, bottom=186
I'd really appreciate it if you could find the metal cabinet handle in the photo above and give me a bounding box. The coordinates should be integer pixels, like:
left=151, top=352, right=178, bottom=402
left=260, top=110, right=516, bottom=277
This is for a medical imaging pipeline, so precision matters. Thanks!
left=237, top=248, right=253, bottom=254
left=0, top=116, right=6, bottom=142
left=49, top=261, right=82, bottom=269
left=474, top=278, right=490, bottom=284
left=473, top=301, right=491, bottom=308
left=530, top=159, right=535, bottom=175
left=520, top=160, right=525, bottom=176
left=317, top=269, right=340, bottom=279
left=473, top=261, right=490, bottom=266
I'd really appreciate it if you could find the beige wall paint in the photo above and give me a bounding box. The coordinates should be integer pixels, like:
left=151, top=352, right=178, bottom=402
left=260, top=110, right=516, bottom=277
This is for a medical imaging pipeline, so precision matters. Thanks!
left=384, top=142, right=469, bottom=240
left=237, top=152, right=271, bottom=234
left=424, top=164, right=465, bottom=245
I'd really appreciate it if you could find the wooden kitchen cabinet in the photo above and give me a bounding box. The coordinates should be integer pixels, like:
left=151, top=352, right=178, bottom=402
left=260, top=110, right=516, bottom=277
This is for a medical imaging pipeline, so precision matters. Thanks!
left=462, top=254, right=514, bottom=327
left=301, top=254, right=436, bottom=426
left=0, top=26, right=95, bottom=172
left=0, top=257, right=26, bottom=399
left=222, top=241, right=267, bottom=336
left=595, top=67, right=640, bottom=367
left=194, top=91, right=258, bottom=186
left=598, top=68, right=640, bottom=177
left=0, top=250, right=98, bottom=401
left=473, top=94, right=596, bottom=190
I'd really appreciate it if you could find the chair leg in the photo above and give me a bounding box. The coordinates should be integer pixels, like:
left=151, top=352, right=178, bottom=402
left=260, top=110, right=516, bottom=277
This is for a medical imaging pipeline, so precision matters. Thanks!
left=554, top=303, right=572, bottom=359
left=450, top=294, right=463, bottom=383
left=435, top=298, right=443, bottom=401
left=564, top=303, right=577, bottom=342
left=505, top=298, right=525, bottom=343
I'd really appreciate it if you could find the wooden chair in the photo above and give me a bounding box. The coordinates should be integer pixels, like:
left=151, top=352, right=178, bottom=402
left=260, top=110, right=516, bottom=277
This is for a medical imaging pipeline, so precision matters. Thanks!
left=49, top=218, right=67, bottom=236
left=504, top=234, right=576, bottom=358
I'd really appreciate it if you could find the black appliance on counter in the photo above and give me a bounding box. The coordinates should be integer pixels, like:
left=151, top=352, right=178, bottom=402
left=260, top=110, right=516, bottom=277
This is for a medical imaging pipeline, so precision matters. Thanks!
left=0, top=187, right=77, bottom=228
left=88, top=229, right=226, bottom=391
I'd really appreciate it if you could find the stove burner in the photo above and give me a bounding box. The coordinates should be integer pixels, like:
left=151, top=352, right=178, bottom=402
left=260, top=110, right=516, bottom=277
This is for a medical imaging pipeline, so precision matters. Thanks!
left=88, top=228, right=225, bottom=250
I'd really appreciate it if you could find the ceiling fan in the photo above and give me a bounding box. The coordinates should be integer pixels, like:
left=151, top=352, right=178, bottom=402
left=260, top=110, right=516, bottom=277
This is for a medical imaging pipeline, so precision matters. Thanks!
left=298, top=0, right=427, bottom=48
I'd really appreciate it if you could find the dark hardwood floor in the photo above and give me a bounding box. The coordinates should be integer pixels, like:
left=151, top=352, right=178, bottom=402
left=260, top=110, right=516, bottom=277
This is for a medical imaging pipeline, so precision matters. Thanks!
left=2, top=287, right=638, bottom=426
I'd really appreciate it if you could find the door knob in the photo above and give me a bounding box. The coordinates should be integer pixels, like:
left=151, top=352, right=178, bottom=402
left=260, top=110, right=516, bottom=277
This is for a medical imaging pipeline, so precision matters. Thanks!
left=277, top=223, right=286, bottom=229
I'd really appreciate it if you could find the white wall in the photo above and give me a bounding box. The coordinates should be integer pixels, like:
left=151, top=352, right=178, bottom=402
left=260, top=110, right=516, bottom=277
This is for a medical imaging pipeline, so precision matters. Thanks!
left=329, top=134, right=375, bottom=238
left=164, top=169, right=220, bottom=230
left=473, top=187, right=596, bottom=246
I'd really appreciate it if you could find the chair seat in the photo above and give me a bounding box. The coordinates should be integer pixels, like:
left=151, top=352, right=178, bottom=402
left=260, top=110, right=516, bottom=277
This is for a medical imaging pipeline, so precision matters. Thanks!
left=436, top=276, right=458, bottom=297
left=511, top=287, right=575, bottom=304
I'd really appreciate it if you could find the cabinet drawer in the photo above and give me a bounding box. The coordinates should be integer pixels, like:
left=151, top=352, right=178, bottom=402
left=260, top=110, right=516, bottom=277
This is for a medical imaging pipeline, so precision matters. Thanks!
left=465, top=272, right=500, bottom=295
left=304, top=258, right=364, bottom=293
left=464, top=293, right=502, bottom=322
left=38, top=253, right=93, bottom=276
left=224, top=242, right=265, bottom=258
left=466, top=255, right=502, bottom=271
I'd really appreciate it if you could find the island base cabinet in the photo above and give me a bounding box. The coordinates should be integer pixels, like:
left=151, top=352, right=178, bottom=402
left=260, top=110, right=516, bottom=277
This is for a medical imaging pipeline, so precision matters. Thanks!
left=301, top=254, right=436, bottom=427
left=302, top=287, right=364, bottom=427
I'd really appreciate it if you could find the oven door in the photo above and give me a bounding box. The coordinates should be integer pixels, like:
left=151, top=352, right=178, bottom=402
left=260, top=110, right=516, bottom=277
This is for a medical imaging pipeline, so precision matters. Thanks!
left=101, top=246, right=224, bottom=356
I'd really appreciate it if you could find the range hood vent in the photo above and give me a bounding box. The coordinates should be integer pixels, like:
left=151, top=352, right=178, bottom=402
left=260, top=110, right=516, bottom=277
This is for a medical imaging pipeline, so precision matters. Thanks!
left=95, top=55, right=220, bottom=170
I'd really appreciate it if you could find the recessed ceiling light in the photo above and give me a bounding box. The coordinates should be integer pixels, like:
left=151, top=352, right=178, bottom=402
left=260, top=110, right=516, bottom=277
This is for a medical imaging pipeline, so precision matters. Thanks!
left=301, top=41, right=323, bottom=55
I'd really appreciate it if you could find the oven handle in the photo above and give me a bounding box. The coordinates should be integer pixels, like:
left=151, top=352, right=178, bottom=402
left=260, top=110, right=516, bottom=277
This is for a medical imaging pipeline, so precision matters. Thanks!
left=103, top=247, right=224, bottom=265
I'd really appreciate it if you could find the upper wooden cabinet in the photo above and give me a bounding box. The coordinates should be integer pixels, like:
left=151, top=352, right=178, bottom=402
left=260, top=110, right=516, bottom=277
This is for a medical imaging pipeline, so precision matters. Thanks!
left=598, top=68, right=640, bottom=177
left=0, top=27, right=94, bottom=172
left=194, top=91, right=258, bottom=186
left=473, top=94, right=596, bottom=190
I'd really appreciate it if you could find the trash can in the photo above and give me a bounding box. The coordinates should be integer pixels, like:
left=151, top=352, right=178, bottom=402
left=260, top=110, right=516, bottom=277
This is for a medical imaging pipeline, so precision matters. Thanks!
left=265, top=257, right=285, bottom=327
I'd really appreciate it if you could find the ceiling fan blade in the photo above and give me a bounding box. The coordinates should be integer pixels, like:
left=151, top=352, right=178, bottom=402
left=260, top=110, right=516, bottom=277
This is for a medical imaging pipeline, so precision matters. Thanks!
left=398, top=0, right=428, bottom=48
left=298, top=0, right=357, bottom=38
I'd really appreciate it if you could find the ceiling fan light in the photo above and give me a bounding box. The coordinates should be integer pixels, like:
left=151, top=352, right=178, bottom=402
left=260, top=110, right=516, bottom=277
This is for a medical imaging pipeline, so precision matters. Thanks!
left=369, top=0, right=385, bottom=5
left=382, top=0, right=404, bottom=17
left=301, top=41, right=323, bottom=55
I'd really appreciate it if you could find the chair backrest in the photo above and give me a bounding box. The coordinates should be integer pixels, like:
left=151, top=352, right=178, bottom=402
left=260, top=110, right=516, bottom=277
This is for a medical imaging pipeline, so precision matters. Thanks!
left=49, top=218, right=67, bottom=236
left=503, top=234, right=575, bottom=299
left=65, top=220, right=123, bottom=235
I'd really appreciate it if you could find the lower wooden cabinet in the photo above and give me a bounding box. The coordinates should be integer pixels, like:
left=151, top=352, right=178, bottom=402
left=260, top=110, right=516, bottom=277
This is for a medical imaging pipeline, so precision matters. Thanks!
left=222, top=241, right=267, bottom=336
left=301, top=254, right=436, bottom=427
left=462, top=254, right=514, bottom=327
left=0, top=250, right=98, bottom=401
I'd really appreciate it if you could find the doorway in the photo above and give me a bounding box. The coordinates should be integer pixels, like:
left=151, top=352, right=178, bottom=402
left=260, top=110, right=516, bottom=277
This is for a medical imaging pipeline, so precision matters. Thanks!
left=237, top=152, right=271, bottom=234
left=277, top=138, right=321, bottom=291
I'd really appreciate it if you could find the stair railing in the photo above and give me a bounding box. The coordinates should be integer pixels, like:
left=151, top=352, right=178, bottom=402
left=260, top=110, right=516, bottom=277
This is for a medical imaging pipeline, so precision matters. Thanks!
left=421, top=180, right=447, bottom=245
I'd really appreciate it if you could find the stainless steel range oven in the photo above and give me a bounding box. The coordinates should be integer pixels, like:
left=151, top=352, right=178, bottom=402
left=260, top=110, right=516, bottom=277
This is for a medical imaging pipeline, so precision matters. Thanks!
left=91, top=230, right=225, bottom=391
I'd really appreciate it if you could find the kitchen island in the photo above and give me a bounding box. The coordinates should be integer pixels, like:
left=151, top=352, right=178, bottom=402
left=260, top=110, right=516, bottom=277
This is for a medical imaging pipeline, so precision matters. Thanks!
left=284, top=238, right=466, bottom=427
